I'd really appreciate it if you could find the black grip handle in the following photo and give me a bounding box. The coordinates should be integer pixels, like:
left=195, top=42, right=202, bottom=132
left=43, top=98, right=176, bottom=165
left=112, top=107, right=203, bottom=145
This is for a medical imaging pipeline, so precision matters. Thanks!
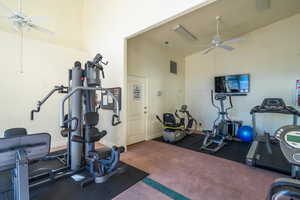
left=112, top=114, right=121, bottom=126
left=30, top=107, right=40, bottom=121
left=31, top=110, right=34, bottom=120
left=101, top=69, right=105, bottom=79
left=156, top=115, right=163, bottom=124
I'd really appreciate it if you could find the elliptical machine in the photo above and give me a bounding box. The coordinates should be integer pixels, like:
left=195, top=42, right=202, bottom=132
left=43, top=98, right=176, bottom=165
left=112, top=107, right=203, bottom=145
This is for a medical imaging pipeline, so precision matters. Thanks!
left=200, top=90, right=233, bottom=152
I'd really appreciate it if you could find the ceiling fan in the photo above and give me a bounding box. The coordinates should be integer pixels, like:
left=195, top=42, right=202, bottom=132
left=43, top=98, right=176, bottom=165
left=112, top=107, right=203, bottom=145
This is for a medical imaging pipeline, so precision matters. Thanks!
left=202, top=16, right=245, bottom=55
left=0, top=0, right=54, bottom=73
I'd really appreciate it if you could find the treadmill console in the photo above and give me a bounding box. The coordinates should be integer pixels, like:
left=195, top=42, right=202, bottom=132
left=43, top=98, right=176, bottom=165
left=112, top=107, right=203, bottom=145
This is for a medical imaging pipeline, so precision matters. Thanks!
left=261, top=98, right=286, bottom=110
left=276, top=125, right=300, bottom=165
left=250, top=98, right=300, bottom=116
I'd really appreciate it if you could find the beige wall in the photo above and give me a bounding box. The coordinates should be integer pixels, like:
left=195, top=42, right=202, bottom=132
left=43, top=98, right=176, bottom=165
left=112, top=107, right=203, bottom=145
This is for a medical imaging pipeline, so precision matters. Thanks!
left=0, top=0, right=87, bottom=147
left=82, top=0, right=212, bottom=147
left=127, top=37, right=185, bottom=138
left=185, top=13, right=300, bottom=135
left=0, top=30, right=87, bottom=147
left=0, top=0, right=84, bottom=49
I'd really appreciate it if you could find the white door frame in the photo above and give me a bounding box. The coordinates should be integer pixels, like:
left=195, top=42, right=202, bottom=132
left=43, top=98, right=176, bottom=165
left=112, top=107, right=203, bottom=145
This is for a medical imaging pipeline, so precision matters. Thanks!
left=126, top=75, right=149, bottom=145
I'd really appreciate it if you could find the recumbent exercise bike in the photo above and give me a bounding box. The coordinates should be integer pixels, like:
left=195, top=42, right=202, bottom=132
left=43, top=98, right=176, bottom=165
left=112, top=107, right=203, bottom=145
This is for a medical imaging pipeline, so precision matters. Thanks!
left=156, top=105, right=199, bottom=143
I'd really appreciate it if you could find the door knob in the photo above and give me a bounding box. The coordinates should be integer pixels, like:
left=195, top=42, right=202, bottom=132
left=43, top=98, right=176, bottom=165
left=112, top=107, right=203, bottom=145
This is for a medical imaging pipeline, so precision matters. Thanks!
left=144, top=111, right=147, bottom=114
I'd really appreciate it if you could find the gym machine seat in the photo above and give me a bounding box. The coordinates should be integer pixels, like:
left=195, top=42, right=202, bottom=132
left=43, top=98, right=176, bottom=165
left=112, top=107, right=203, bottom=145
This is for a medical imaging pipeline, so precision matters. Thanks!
left=0, top=128, right=51, bottom=200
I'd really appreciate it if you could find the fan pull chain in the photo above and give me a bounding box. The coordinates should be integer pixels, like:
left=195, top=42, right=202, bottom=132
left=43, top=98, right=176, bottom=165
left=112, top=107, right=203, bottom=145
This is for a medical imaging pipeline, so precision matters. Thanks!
left=20, top=29, right=24, bottom=74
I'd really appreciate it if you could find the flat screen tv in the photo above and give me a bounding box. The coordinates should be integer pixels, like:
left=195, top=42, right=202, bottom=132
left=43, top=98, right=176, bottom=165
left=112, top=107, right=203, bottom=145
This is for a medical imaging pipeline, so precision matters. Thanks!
left=215, top=74, right=250, bottom=94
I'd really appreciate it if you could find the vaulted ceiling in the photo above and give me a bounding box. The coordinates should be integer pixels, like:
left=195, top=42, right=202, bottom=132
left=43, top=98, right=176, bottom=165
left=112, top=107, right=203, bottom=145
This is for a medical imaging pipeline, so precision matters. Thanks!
left=135, top=0, right=300, bottom=56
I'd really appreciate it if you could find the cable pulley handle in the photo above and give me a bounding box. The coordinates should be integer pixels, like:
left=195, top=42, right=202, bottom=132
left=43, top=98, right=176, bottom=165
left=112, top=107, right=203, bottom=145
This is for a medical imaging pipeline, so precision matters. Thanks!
left=101, top=68, right=105, bottom=79
left=31, top=107, right=40, bottom=120
left=112, top=114, right=122, bottom=126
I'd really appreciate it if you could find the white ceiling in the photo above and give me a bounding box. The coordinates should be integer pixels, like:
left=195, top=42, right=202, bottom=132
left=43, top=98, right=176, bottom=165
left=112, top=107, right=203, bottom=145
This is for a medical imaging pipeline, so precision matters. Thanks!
left=132, top=0, right=300, bottom=56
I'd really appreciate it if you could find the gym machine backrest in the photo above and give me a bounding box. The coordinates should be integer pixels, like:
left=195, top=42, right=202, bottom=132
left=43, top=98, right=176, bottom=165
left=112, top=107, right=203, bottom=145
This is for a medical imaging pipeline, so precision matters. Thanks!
left=0, top=128, right=50, bottom=200
left=156, top=113, right=184, bottom=129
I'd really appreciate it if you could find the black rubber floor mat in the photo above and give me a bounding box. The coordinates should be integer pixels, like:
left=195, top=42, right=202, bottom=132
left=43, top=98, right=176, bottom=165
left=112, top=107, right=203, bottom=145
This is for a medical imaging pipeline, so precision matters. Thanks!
left=153, top=134, right=251, bottom=164
left=1, top=149, right=148, bottom=200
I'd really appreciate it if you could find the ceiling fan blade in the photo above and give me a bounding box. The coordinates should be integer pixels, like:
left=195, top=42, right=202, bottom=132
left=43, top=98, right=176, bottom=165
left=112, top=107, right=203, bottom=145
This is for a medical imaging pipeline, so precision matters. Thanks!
left=223, top=36, right=246, bottom=44
left=27, top=23, right=54, bottom=35
left=0, top=1, right=15, bottom=15
left=218, top=45, right=234, bottom=51
left=202, top=46, right=215, bottom=55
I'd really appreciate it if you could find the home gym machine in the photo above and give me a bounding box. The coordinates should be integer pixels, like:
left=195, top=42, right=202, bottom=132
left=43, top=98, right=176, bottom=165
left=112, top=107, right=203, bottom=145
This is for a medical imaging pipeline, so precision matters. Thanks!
left=156, top=105, right=198, bottom=143
left=246, top=98, right=300, bottom=174
left=0, top=54, right=124, bottom=200
left=201, top=90, right=237, bottom=152
left=267, top=125, right=300, bottom=199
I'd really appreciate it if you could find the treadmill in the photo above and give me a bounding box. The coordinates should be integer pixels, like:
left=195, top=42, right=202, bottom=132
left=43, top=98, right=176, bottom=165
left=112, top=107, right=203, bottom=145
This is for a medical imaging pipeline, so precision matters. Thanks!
left=267, top=125, right=300, bottom=200
left=246, top=98, right=300, bottom=175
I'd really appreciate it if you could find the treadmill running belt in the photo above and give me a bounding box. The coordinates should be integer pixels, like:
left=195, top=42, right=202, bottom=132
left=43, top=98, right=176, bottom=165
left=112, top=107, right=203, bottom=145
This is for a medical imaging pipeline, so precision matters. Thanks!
left=255, top=141, right=291, bottom=175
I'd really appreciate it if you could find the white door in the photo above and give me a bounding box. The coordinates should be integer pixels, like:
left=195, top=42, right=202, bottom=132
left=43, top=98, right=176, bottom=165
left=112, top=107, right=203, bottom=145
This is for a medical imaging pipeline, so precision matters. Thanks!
left=127, top=76, right=148, bottom=145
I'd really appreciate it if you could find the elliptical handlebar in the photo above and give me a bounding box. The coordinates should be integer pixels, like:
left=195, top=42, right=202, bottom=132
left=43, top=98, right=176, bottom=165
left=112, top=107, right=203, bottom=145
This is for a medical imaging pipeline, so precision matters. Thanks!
left=225, top=95, right=233, bottom=113
left=211, top=90, right=221, bottom=113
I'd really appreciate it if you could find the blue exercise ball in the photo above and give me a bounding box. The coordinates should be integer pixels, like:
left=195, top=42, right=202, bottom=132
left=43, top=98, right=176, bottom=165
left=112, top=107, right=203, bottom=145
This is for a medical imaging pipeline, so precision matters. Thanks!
left=237, top=126, right=254, bottom=142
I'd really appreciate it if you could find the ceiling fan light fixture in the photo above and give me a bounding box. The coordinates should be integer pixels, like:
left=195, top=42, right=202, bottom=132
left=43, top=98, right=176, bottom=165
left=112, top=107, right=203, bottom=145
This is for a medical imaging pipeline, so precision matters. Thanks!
left=173, top=24, right=198, bottom=41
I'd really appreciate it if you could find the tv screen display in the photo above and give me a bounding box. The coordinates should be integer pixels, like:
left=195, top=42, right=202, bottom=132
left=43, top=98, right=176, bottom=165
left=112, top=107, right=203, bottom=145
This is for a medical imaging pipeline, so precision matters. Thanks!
left=215, top=74, right=250, bottom=94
